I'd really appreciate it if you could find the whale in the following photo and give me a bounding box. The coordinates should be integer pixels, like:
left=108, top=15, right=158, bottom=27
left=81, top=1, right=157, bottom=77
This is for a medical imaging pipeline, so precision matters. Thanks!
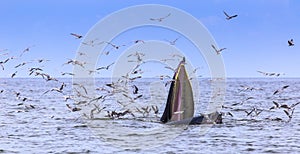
left=160, top=58, right=222, bottom=125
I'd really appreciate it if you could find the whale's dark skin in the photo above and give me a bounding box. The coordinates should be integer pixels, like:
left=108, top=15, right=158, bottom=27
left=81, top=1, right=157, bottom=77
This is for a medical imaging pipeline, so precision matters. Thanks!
left=189, top=113, right=222, bottom=125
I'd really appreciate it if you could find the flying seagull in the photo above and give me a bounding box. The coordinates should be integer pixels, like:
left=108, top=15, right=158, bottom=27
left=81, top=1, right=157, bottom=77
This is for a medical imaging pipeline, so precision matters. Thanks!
left=11, top=71, right=17, bottom=78
left=211, top=44, right=227, bottom=55
left=288, top=39, right=294, bottom=46
left=20, top=45, right=35, bottom=57
left=150, top=13, right=171, bottom=22
left=70, top=33, right=82, bottom=39
left=164, top=36, right=181, bottom=45
left=273, top=85, right=289, bottom=95
left=96, top=62, right=115, bottom=71
left=223, top=11, right=238, bottom=20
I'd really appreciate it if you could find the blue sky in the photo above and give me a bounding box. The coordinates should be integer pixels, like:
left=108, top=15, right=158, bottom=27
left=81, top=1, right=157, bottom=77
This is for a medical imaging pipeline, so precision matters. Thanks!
left=0, top=0, right=299, bottom=78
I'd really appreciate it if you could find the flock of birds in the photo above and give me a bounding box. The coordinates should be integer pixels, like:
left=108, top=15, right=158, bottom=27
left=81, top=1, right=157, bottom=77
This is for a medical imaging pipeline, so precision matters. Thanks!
left=0, top=10, right=298, bottom=124
left=222, top=84, right=300, bottom=122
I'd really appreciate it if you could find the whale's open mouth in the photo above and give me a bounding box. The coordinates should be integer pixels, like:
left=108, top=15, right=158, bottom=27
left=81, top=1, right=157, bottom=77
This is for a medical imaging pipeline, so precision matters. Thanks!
left=160, top=58, right=222, bottom=125
left=160, top=58, right=194, bottom=124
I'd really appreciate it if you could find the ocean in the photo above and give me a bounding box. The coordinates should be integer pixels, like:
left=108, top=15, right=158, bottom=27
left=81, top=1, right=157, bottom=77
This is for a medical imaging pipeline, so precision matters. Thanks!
left=1, top=78, right=300, bottom=153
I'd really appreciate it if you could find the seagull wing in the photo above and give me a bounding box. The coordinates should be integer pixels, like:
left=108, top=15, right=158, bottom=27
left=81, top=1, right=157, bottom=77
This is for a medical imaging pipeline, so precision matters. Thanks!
left=223, top=11, right=230, bottom=17
left=219, top=48, right=227, bottom=52
left=107, top=62, right=115, bottom=69
left=164, top=13, right=171, bottom=18
left=42, top=90, right=50, bottom=95
left=231, top=14, right=238, bottom=18
left=282, top=85, right=289, bottom=89
left=283, top=110, right=291, bottom=118
left=82, top=86, right=88, bottom=95
left=272, top=101, right=280, bottom=108
left=96, top=67, right=105, bottom=70
left=211, top=44, right=218, bottom=52
left=291, top=102, right=300, bottom=108
left=273, top=90, right=280, bottom=95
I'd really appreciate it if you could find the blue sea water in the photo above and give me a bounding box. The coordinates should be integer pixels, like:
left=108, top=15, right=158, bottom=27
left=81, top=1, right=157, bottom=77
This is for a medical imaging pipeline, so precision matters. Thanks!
left=0, top=78, right=300, bottom=153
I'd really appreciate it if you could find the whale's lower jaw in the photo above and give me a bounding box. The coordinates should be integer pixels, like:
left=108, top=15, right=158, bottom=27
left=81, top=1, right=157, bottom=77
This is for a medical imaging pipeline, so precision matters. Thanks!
left=165, top=112, right=222, bottom=125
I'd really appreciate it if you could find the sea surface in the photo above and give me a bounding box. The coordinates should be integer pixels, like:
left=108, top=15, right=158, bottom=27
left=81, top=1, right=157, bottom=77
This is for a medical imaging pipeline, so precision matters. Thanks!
left=1, top=78, right=300, bottom=154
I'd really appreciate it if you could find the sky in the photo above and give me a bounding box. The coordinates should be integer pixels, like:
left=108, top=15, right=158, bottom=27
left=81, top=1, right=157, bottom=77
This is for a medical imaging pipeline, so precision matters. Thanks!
left=0, top=0, right=300, bottom=78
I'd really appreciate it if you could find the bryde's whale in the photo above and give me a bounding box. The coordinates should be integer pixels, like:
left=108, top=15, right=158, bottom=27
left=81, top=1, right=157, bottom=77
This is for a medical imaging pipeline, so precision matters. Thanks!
left=160, top=57, right=222, bottom=125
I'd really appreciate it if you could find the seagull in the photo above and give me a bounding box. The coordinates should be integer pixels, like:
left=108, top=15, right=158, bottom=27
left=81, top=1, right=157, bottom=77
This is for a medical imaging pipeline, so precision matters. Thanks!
left=15, top=61, right=31, bottom=68
left=66, top=104, right=81, bottom=112
left=211, top=44, right=226, bottom=55
left=257, top=70, right=283, bottom=77
left=73, top=83, right=88, bottom=95
left=245, top=108, right=255, bottom=116
left=257, top=70, right=269, bottom=76
left=36, top=59, right=50, bottom=63
left=43, top=82, right=66, bottom=95
left=270, top=101, right=300, bottom=110
left=28, top=67, right=43, bottom=75
left=63, top=59, right=86, bottom=68
left=239, top=85, right=263, bottom=92
left=284, top=108, right=295, bottom=120
left=96, top=62, right=115, bottom=71
left=82, top=39, right=104, bottom=47
left=131, top=68, right=143, bottom=75
left=20, top=45, right=35, bottom=57
left=61, top=72, right=75, bottom=76
left=132, top=85, right=138, bottom=94
left=34, top=72, right=58, bottom=82
left=14, top=91, right=21, bottom=98
left=290, top=102, right=300, bottom=109
left=158, top=75, right=171, bottom=80
left=70, top=33, right=82, bottom=39
left=78, top=52, right=86, bottom=56
left=245, top=107, right=262, bottom=117
left=11, top=71, right=17, bottom=78
left=105, top=42, right=126, bottom=50
left=160, top=58, right=175, bottom=63
left=20, top=97, right=29, bottom=102
left=130, top=40, right=145, bottom=44
left=0, top=52, right=9, bottom=56
left=151, top=105, right=159, bottom=114
left=223, top=11, right=238, bottom=20
left=150, top=13, right=171, bottom=22
left=273, top=85, right=289, bottom=95
left=288, top=39, right=294, bottom=46
left=222, top=112, right=234, bottom=117
left=87, top=70, right=96, bottom=75
left=0, top=58, right=10, bottom=70
left=164, top=36, right=181, bottom=45
left=63, top=95, right=74, bottom=102
left=130, top=75, right=142, bottom=81
left=269, top=101, right=281, bottom=110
